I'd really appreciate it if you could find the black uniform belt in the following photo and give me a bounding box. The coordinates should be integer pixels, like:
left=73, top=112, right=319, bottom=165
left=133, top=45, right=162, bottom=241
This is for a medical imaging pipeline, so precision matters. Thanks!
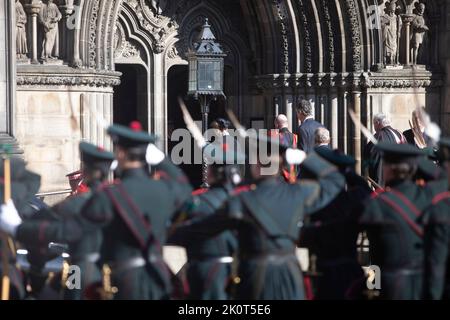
left=72, top=253, right=100, bottom=264
left=240, top=251, right=296, bottom=262
left=318, top=257, right=358, bottom=268
left=110, top=255, right=163, bottom=274
left=382, top=268, right=423, bottom=276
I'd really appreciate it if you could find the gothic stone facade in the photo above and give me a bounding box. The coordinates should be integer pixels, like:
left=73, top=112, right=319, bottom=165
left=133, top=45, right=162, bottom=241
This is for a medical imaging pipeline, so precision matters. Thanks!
left=1, top=0, right=450, bottom=193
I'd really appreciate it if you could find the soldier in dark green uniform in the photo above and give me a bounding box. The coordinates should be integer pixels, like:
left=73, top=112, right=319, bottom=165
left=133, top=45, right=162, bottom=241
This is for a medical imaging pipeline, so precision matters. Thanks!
left=172, top=136, right=345, bottom=300
left=80, top=123, right=192, bottom=300
left=6, top=142, right=115, bottom=300
left=299, top=147, right=370, bottom=299
left=168, top=142, right=247, bottom=300
left=422, top=138, right=450, bottom=299
left=0, top=157, right=41, bottom=300
left=360, top=142, right=446, bottom=300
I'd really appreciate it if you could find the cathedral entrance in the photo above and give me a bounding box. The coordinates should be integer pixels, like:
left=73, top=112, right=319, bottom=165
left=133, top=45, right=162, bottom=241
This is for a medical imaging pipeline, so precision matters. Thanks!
left=113, top=64, right=149, bottom=130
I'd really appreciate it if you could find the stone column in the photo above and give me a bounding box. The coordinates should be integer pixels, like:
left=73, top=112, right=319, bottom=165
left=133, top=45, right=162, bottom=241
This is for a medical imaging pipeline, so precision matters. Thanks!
left=25, top=1, right=41, bottom=64
left=401, top=14, right=415, bottom=66
left=351, top=88, right=362, bottom=174
left=285, top=95, right=293, bottom=132
left=0, top=0, right=19, bottom=148
left=330, top=88, right=339, bottom=149
left=59, top=2, right=75, bottom=62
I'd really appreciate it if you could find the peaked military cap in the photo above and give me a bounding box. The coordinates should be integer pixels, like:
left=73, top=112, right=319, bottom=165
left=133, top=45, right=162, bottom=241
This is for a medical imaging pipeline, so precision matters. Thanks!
left=416, top=157, right=443, bottom=181
left=375, top=142, right=425, bottom=164
left=204, top=141, right=246, bottom=166
left=80, top=142, right=115, bottom=166
left=66, top=170, right=82, bottom=181
left=314, top=147, right=356, bottom=169
left=107, top=121, right=156, bottom=148
left=0, top=157, right=41, bottom=214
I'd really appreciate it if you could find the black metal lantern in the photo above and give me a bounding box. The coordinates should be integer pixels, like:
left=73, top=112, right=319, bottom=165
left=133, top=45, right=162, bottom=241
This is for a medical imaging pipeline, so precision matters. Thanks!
left=187, top=18, right=226, bottom=188
left=187, top=18, right=226, bottom=99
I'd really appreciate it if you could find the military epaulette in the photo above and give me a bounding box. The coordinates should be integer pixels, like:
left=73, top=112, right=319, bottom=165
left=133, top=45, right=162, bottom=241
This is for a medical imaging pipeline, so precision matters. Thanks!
left=370, top=188, right=386, bottom=199
left=98, top=180, right=118, bottom=191
left=192, top=188, right=208, bottom=196
left=152, top=171, right=169, bottom=181
left=431, top=191, right=450, bottom=206
left=232, top=185, right=252, bottom=195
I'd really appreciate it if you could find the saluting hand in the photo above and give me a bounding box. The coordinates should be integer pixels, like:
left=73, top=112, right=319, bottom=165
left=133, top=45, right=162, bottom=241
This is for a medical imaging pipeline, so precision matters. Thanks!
left=146, top=144, right=165, bottom=166
left=0, top=199, right=22, bottom=237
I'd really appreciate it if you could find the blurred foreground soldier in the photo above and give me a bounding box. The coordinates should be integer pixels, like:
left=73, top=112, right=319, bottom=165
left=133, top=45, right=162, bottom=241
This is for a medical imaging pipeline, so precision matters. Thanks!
left=173, top=136, right=345, bottom=299
left=300, top=148, right=371, bottom=299
left=0, top=157, right=41, bottom=300
left=10, top=142, right=114, bottom=300
left=81, top=123, right=192, bottom=300
left=364, top=114, right=406, bottom=185
left=422, top=138, right=450, bottom=299
left=360, top=142, right=440, bottom=300
left=169, top=142, right=247, bottom=300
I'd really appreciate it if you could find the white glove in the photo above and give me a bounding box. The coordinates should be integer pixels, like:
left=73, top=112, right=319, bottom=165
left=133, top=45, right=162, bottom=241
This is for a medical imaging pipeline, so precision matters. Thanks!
left=0, top=200, right=22, bottom=236
left=146, top=144, right=165, bottom=166
left=285, top=149, right=307, bottom=165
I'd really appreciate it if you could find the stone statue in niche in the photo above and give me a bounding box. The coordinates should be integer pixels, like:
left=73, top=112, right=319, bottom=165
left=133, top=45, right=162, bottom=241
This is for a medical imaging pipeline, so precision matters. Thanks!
left=39, top=0, right=62, bottom=61
left=15, top=0, right=28, bottom=60
left=410, top=3, right=429, bottom=65
left=149, top=0, right=167, bottom=15
left=381, top=0, right=402, bottom=65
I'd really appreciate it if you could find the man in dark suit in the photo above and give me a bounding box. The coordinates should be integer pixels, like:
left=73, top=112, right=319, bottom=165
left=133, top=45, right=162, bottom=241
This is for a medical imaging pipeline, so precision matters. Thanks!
left=296, top=100, right=324, bottom=154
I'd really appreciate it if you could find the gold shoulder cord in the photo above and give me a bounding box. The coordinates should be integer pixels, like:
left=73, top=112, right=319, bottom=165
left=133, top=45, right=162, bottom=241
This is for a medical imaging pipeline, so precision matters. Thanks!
left=99, top=264, right=118, bottom=300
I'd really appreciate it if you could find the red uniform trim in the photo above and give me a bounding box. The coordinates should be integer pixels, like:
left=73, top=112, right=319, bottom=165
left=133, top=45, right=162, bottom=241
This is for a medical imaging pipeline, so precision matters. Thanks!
left=432, top=191, right=450, bottom=205
left=233, top=185, right=252, bottom=195
left=388, top=189, right=421, bottom=217
left=378, top=194, right=424, bottom=238
left=38, top=221, right=50, bottom=244
left=192, top=188, right=208, bottom=196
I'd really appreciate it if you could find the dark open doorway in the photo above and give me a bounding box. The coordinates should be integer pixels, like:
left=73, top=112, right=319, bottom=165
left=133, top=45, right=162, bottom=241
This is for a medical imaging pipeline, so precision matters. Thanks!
left=114, top=64, right=148, bottom=129
left=167, top=65, right=229, bottom=189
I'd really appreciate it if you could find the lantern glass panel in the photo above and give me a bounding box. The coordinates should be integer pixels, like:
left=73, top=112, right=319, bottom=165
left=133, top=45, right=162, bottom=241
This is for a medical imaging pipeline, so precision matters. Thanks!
left=197, top=60, right=222, bottom=91
left=188, top=59, right=197, bottom=92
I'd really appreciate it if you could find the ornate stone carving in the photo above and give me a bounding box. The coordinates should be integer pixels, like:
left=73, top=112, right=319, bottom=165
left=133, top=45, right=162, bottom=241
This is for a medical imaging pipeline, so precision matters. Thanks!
left=89, top=0, right=101, bottom=68
left=253, top=71, right=442, bottom=90
left=106, top=0, right=119, bottom=69
left=344, top=0, right=362, bottom=71
left=321, top=0, right=335, bottom=71
left=115, top=39, right=140, bottom=59
left=272, top=0, right=290, bottom=74
left=167, top=45, right=179, bottom=59
left=297, top=0, right=312, bottom=73
left=17, top=71, right=122, bottom=87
